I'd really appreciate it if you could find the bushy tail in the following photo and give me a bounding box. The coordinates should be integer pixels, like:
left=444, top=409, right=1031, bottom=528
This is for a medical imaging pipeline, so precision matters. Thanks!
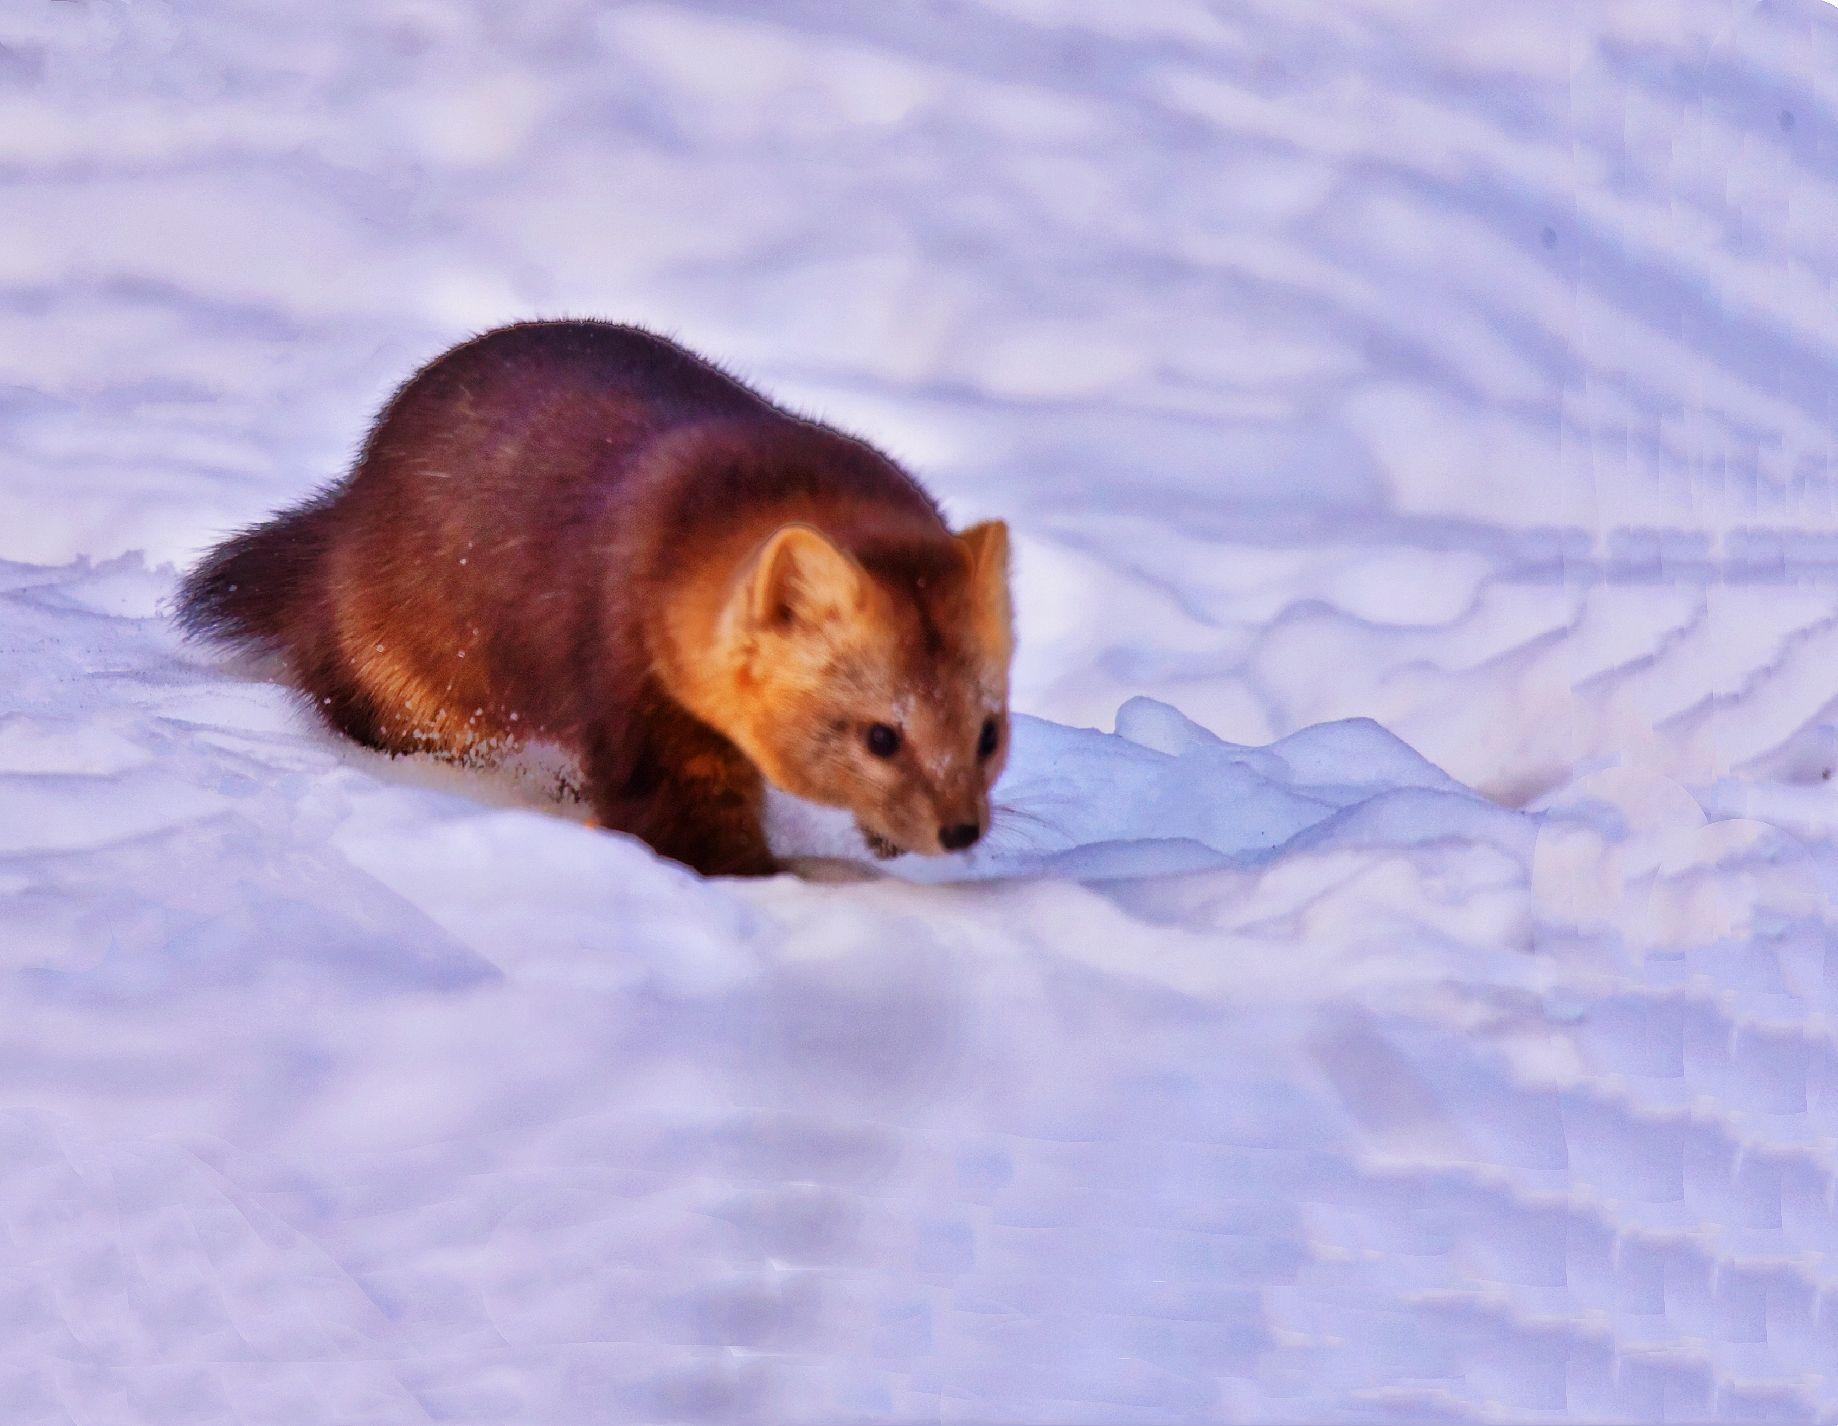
left=176, top=500, right=331, bottom=654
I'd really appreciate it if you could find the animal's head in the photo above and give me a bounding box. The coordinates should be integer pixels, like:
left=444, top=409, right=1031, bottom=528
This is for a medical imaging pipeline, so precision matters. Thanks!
left=710, top=519, right=1014, bottom=856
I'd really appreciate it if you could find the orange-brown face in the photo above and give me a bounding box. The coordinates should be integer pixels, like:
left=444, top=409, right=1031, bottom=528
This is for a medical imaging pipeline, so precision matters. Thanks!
left=713, top=520, right=1014, bottom=856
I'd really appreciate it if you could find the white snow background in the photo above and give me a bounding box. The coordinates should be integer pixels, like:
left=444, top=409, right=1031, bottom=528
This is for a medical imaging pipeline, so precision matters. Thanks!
left=5, top=1, right=1838, bottom=1420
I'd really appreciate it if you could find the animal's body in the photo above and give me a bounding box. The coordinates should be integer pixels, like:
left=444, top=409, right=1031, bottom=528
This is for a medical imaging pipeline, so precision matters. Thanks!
left=178, top=320, right=1013, bottom=875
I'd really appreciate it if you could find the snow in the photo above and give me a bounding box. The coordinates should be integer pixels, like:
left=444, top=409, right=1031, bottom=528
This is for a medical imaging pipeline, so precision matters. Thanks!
left=5, top=0, right=1838, bottom=1420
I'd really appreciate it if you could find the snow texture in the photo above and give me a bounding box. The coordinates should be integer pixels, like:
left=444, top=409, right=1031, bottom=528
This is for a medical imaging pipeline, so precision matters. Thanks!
left=5, top=0, right=1838, bottom=1421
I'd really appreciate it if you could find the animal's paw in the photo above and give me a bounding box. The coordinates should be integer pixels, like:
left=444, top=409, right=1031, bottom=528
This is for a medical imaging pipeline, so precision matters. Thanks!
left=858, top=825, right=902, bottom=859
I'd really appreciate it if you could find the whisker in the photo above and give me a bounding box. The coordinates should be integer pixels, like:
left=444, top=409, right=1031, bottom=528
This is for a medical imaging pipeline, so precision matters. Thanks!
left=987, top=800, right=1065, bottom=853
left=992, top=800, right=1062, bottom=832
left=983, top=827, right=1052, bottom=856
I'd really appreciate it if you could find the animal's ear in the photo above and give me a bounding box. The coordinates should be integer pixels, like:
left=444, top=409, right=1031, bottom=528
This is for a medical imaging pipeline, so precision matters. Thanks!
left=740, top=523, right=865, bottom=629
left=957, top=519, right=1013, bottom=658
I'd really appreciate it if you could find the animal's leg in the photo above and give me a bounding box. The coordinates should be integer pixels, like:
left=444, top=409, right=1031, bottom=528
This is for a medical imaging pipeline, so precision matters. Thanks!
left=292, top=645, right=430, bottom=757
left=584, top=716, right=777, bottom=877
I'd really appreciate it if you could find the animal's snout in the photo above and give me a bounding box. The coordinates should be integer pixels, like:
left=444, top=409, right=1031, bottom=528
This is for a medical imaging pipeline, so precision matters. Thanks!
left=939, top=821, right=981, bottom=852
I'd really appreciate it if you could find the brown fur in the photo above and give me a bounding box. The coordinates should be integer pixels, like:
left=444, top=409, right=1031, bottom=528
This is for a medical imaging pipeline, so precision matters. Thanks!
left=178, top=320, right=1014, bottom=875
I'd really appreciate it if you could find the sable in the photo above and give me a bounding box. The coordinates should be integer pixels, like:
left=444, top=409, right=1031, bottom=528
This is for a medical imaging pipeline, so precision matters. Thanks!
left=179, top=321, right=1014, bottom=875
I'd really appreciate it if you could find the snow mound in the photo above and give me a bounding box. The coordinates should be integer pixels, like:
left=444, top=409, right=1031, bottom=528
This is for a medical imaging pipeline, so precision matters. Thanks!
left=5, top=557, right=1834, bottom=1421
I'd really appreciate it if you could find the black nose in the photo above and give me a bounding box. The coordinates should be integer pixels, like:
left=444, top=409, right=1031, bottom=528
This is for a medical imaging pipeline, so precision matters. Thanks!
left=939, top=822, right=981, bottom=852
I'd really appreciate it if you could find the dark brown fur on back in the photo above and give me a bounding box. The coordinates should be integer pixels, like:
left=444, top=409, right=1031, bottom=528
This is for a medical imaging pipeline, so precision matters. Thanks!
left=179, top=321, right=995, bottom=875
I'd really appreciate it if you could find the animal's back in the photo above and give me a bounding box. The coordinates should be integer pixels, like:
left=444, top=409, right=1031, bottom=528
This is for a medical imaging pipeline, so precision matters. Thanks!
left=349, top=321, right=773, bottom=524
left=180, top=323, right=761, bottom=635
left=376, top=320, right=770, bottom=444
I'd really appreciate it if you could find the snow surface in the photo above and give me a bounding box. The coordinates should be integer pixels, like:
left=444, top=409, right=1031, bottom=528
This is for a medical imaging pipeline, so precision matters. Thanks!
left=6, top=0, right=1838, bottom=1420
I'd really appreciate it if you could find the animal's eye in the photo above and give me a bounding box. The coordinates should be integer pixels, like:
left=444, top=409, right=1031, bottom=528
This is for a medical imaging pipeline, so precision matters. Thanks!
left=865, top=722, right=902, bottom=758
left=977, top=716, right=1000, bottom=760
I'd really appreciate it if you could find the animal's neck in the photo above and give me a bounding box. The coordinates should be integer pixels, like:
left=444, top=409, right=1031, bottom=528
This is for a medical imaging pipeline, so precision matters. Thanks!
left=646, top=524, right=757, bottom=727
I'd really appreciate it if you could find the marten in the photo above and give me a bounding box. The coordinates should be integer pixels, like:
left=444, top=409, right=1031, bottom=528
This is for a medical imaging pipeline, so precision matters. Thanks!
left=177, top=320, right=1014, bottom=876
